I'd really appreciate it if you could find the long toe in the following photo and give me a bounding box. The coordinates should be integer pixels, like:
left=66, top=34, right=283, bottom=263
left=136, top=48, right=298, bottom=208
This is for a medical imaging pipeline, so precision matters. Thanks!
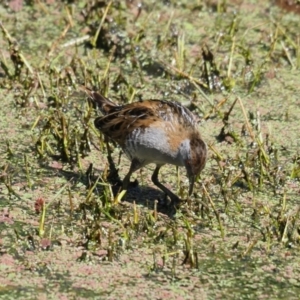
left=168, top=194, right=184, bottom=208
left=159, top=189, right=183, bottom=208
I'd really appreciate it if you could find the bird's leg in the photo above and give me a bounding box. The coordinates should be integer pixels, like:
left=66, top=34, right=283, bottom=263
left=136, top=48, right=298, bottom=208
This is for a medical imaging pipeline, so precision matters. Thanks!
left=122, top=158, right=143, bottom=190
left=151, top=165, right=181, bottom=205
left=188, top=175, right=195, bottom=196
left=104, top=140, right=122, bottom=185
left=122, top=170, right=133, bottom=191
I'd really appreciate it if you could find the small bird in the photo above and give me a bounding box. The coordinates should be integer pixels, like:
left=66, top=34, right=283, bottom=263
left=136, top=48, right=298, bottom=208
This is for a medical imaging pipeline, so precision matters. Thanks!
left=81, top=87, right=207, bottom=205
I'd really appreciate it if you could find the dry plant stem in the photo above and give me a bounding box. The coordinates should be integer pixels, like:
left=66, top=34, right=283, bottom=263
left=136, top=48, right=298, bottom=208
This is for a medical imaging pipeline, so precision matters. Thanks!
left=268, top=25, right=279, bottom=58
left=92, top=1, right=113, bottom=47
left=37, top=72, right=46, bottom=100
left=242, top=21, right=269, bottom=38
left=0, top=22, right=34, bottom=74
left=281, top=215, right=290, bottom=243
left=3, top=175, right=21, bottom=199
left=227, top=36, right=235, bottom=78
left=176, top=33, right=185, bottom=72
left=133, top=201, right=139, bottom=224
left=128, top=87, right=138, bottom=103
left=60, top=35, right=90, bottom=49
left=39, top=199, right=46, bottom=237
left=48, top=24, right=71, bottom=56
left=102, top=46, right=116, bottom=80
left=271, top=18, right=297, bottom=49
left=156, top=57, right=214, bottom=108
left=85, top=175, right=102, bottom=202
left=191, top=79, right=214, bottom=108
left=204, top=97, right=228, bottom=120
left=65, top=5, right=74, bottom=27
left=237, top=97, right=255, bottom=140
left=0, top=50, right=10, bottom=77
left=24, top=154, right=32, bottom=189
left=202, top=184, right=225, bottom=239
left=225, top=97, right=238, bottom=122
left=297, top=35, right=300, bottom=69
left=157, top=58, right=209, bottom=90
left=209, top=144, right=223, bottom=163
left=162, top=10, right=174, bottom=44
left=114, top=190, right=126, bottom=204
left=68, top=187, right=74, bottom=212
left=242, top=239, right=258, bottom=257
left=36, top=0, right=48, bottom=13
left=101, top=207, right=125, bottom=230
left=39, top=182, right=70, bottom=237
left=281, top=41, right=294, bottom=68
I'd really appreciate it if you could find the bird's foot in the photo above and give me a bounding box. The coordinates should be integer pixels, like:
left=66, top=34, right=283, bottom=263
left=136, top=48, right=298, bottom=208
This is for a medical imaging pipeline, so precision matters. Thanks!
left=158, top=193, right=184, bottom=209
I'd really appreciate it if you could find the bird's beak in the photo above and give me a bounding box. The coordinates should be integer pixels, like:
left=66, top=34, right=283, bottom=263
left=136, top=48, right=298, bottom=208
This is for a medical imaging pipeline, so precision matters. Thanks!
left=188, top=175, right=195, bottom=196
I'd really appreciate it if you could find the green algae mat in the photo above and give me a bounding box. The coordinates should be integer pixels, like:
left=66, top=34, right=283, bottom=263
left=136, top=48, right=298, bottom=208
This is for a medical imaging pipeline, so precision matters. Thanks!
left=1, top=1, right=300, bottom=299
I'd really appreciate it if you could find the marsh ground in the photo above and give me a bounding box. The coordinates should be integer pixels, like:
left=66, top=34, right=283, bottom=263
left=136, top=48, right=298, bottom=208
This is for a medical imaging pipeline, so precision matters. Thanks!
left=1, top=0, right=300, bottom=299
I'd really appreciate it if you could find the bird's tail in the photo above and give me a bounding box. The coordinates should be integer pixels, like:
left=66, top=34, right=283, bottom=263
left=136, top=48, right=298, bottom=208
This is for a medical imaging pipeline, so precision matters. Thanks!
left=80, top=86, right=117, bottom=114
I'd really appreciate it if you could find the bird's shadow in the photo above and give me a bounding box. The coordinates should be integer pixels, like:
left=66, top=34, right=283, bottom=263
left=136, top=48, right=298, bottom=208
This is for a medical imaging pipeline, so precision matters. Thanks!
left=40, top=155, right=178, bottom=218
